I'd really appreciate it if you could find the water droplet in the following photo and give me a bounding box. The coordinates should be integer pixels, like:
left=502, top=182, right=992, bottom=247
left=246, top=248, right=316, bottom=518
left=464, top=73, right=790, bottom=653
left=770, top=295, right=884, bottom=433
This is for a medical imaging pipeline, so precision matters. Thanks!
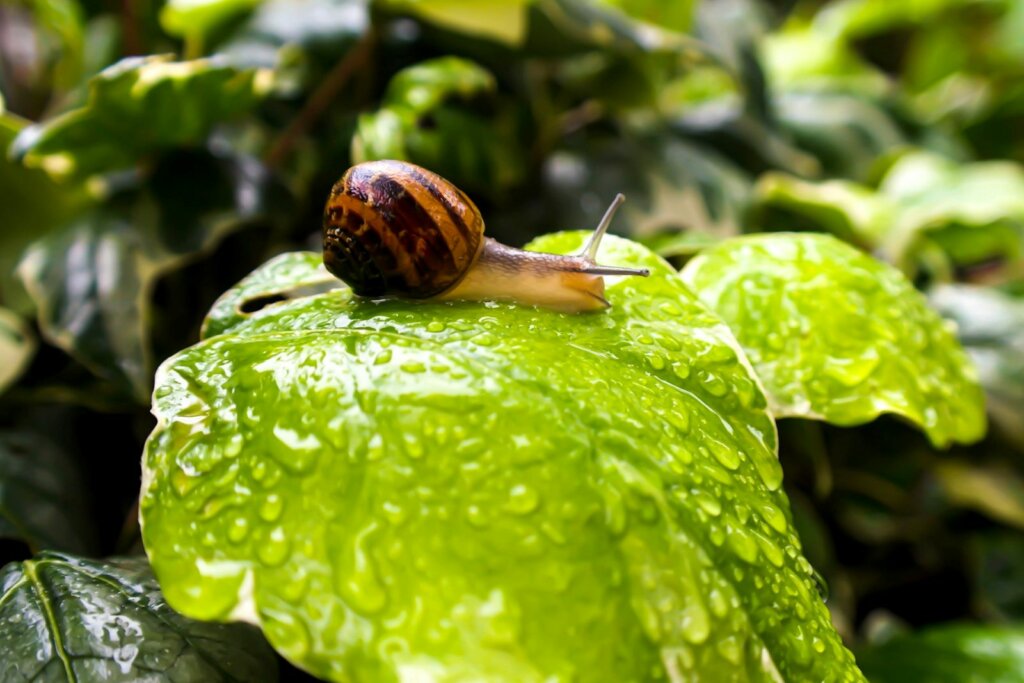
left=699, top=370, right=729, bottom=397
left=680, top=601, right=710, bottom=644
left=753, top=454, right=784, bottom=491
left=717, top=635, right=743, bottom=664
left=258, top=526, right=290, bottom=566
left=693, top=490, right=722, bottom=516
left=227, top=517, right=249, bottom=544
left=338, top=524, right=388, bottom=615
left=426, top=321, right=445, bottom=332
left=374, top=349, right=392, bottom=365
left=648, top=354, right=666, bottom=371
left=269, top=424, right=321, bottom=475
left=465, top=504, right=487, bottom=528
left=171, top=468, right=197, bottom=497
left=506, top=484, right=540, bottom=515
left=707, top=588, right=729, bottom=618
left=259, top=493, right=284, bottom=522
left=758, top=501, right=788, bottom=533
left=473, top=333, right=497, bottom=347
left=707, top=439, right=741, bottom=470
left=727, top=526, right=760, bottom=563
left=673, top=360, right=692, bottom=380
left=367, top=433, right=384, bottom=461
left=400, top=361, right=425, bottom=373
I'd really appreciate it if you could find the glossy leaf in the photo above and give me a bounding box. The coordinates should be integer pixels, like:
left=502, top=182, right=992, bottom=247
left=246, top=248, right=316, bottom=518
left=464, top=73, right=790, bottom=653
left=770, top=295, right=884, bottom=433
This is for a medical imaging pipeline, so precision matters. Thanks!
left=879, top=152, right=1024, bottom=278
left=141, top=236, right=864, bottom=681
left=381, top=57, right=496, bottom=114
left=0, top=552, right=277, bottom=681
left=0, top=432, right=93, bottom=554
left=680, top=233, right=986, bottom=447
left=856, top=624, right=1024, bottom=683
left=750, top=173, right=895, bottom=247
left=353, top=58, right=525, bottom=197
left=929, top=285, right=1024, bottom=447
left=17, top=149, right=290, bottom=401
left=12, top=55, right=270, bottom=180
left=0, top=309, right=35, bottom=395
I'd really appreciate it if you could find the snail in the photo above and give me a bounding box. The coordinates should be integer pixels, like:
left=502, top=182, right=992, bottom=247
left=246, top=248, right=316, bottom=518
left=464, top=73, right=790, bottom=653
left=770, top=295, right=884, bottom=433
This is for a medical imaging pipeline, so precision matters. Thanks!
left=322, top=160, right=649, bottom=312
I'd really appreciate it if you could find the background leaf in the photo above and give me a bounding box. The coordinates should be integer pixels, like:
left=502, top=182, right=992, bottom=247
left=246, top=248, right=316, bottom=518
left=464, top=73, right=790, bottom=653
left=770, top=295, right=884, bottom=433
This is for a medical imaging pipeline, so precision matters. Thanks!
left=0, top=431, right=93, bottom=555
left=12, top=55, right=270, bottom=181
left=856, top=624, right=1024, bottom=683
left=680, top=233, right=986, bottom=446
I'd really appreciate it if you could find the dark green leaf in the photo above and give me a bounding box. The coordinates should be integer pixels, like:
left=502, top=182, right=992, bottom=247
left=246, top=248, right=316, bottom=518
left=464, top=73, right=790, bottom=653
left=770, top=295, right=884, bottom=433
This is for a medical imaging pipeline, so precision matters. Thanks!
left=857, top=624, right=1024, bottom=683
left=971, top=533, right=1024, bottom=621
left=0, top=552, right=277, bottom=681
left=0, top=432, right=93, bottom=554
left=17, top=148, right=291, bottom=401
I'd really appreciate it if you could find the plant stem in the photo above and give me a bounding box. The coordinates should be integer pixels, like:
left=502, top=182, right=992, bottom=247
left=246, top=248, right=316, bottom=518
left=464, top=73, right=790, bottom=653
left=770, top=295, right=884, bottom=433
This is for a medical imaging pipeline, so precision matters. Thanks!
left=264, top=31, right=376, bottom=170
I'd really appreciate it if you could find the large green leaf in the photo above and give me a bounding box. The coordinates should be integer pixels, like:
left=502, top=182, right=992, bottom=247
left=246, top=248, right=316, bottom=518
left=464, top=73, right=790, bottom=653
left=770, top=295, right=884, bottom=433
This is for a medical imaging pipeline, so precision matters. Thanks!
left=141, top=236, right=863, bottom=681
left=856, top=624, right=1024, bottom=683
left=0, top=552, right=277, bottom=681
left=12, top=55, right=270, bottom=181
left=680, top=233, right=986, bottom=447
left=0, top=432, right=93, bottom=554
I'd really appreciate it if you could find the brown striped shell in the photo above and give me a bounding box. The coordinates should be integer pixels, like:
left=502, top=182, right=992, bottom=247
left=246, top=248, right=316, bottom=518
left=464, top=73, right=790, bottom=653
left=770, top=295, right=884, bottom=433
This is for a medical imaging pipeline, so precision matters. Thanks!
left=322, top=160, right=485, bottom=298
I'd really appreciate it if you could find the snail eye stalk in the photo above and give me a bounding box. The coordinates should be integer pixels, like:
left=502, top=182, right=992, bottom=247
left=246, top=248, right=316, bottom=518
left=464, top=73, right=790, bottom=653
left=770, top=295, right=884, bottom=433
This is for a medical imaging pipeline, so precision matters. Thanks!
left=577, top=194, right=650, bottom=278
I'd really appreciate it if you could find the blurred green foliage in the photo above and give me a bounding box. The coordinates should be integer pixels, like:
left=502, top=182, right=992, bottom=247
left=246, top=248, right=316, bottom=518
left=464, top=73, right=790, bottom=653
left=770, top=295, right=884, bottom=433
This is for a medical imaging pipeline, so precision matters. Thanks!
left=1, top=0, right=1023, bottom=680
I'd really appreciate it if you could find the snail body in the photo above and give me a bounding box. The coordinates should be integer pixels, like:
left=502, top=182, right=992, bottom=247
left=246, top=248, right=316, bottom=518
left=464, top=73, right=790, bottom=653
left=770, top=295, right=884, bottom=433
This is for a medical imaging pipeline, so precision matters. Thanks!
left=323, top=160, right=648, bottom=312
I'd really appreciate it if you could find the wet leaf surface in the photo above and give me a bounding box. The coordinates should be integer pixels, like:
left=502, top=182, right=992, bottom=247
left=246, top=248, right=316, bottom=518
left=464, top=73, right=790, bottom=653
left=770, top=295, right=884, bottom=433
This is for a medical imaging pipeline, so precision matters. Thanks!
left=680, top=233, right=986, bottom=446
left=0, top=552, right=277, bottom=681
left=141, top=235, right=863, bottom=681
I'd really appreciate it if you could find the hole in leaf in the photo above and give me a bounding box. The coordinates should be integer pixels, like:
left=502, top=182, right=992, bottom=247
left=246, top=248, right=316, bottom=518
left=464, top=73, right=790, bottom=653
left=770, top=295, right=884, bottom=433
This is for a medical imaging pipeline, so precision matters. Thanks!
left=239, top=293, right=288, bottom=314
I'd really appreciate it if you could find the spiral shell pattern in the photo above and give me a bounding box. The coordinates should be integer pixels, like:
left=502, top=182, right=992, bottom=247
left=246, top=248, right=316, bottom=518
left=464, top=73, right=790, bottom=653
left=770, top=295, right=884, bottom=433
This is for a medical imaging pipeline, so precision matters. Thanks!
left=323, top=160, right=485, bottom=298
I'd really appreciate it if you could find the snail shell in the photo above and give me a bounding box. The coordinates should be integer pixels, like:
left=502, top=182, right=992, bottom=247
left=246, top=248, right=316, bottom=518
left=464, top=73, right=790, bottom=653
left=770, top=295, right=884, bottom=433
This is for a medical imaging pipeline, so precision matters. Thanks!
left=323, top=160, right=485, bottom=298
